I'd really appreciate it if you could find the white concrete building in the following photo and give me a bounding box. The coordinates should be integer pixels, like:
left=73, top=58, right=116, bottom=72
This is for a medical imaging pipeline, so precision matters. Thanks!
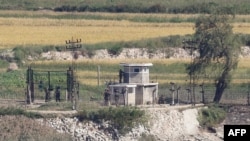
left=108, top=63, right=158, bottom=106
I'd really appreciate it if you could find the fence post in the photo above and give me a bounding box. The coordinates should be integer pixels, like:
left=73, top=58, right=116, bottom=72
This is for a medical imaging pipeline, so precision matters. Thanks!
left=170, top=82, right=175, bottom=105
left=176, top=86, right=181, bottom=105
left=200, top=83, right=205, bottom=104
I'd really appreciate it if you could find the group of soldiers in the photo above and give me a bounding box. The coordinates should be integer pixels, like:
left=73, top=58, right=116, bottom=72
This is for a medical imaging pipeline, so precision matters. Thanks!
left=103, top=87, right=127, bottom=106
left=44, top=86, right=61, bottom=102
left=103, top=88, right=123, bottom=106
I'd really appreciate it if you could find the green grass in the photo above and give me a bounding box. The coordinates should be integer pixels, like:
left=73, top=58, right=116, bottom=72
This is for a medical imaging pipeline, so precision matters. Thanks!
left=36, top=101, right=73, bottom=111
left=1, top=57, right=250, bottom=102
left=0, top=70, right=26, bottom=99
left=1, top=10, right=250, bottom=24
left=0, top=107, right=43, bottom=118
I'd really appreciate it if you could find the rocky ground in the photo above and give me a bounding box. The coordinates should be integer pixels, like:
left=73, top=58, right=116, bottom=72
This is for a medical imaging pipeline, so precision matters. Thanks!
left=1, top=101, right=250, bottom=141
left=39, top=46, right=250, bottom=60
left=32, top=104, right=250, bottom=141
left=1, top=47, right=250, bottom=63
left=35, top=104, right=224, bottom=141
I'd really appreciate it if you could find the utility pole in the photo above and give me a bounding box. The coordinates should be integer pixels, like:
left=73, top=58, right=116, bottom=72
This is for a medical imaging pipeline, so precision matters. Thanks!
left=183, top=40, right=198, bottom=106
left=65, top=37, right=82, bottom=110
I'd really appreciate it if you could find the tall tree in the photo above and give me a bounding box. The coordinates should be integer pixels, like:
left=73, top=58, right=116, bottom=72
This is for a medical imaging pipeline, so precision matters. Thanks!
left=187, top=12, right=240, bottom=103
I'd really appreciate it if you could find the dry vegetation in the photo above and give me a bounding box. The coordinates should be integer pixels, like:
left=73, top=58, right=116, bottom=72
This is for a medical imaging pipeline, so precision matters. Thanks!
left=0, top=18, right=193, bottom=48
left=0, top=11, right=249, bottom=48
left=0, top=115, right=72, bottom=141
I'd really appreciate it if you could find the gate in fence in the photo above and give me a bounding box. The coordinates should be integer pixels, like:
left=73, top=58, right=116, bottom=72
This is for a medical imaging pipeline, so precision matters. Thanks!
left=26, top=66, right=79, bottom=107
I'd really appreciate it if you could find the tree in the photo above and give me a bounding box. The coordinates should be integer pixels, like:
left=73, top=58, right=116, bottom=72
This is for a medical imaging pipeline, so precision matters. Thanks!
left=187, top=12, right=240, bottom=103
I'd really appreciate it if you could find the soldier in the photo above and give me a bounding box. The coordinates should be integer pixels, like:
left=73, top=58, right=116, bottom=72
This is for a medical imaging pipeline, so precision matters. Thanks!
left=44, top=87, right=50, bottom=102
left=119, top=69, right=124, bottom=83
left=114, top=89, right=119, bottom=106
left=55, top=86, right=61, bottom=102
left=104, top=88, right=111, bottom=106
left=158, top=95, right=165, bottom=104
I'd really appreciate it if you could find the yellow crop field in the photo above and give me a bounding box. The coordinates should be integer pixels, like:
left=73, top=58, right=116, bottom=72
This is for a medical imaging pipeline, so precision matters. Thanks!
left=0, top=17, right=194, bottom=48
left=0, top=12, right=249, bottom=48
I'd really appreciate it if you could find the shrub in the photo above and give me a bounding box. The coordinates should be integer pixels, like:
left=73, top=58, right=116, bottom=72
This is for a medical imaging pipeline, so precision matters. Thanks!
left=13, top=47, right=26, bottom=63
left=107, top=45, right=123, bottom=56
left=76, top=107, right=146, bottom=135
left=0, top=59, right=9, bottom=67
left=198, top=104, right=226, bottom=129
left=237, top=34, right=250, bottom=46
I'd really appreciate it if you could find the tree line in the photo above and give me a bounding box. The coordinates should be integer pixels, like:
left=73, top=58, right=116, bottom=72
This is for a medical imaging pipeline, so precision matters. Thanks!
left=54, top=3, right=250, bottom=14
left=1, top=0, right=250, bottom=14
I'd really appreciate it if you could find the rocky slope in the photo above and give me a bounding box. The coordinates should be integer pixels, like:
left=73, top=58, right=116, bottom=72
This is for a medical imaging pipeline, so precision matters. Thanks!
left=1, top=105, right=249, bottom=141
left=39, top=46, right=250, bottom=60
left=35, top=105, right=250, bottom=141
left=1, top=46, right=248, bottom=62
left=34, top=105, right=223, bottom=141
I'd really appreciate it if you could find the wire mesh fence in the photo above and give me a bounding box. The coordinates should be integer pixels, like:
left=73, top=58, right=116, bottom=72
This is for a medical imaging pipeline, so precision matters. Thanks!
left=159, top=84, right=250, bottom=105
left=1, top=81, right=250, bottom=108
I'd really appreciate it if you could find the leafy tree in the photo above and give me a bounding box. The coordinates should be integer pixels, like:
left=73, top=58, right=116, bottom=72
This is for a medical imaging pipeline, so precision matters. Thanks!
left=187, top=12, right=240, bottom=103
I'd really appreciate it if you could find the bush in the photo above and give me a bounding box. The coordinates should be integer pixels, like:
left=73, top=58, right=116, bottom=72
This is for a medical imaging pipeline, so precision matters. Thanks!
left=198, top=104, right=226, bottom=129
left=107, top=45, right=123, bottom=56
left=13, top=47, right=26, bottom=63
left=237, top=34, right=250, bottom=46
left=0, top=59, right=9, bottom=68
left=76, top=107, right=146, bottom=135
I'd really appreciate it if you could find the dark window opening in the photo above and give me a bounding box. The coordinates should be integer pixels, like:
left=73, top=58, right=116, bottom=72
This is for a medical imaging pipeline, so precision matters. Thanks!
left=134, top=68, right=140, bottom=72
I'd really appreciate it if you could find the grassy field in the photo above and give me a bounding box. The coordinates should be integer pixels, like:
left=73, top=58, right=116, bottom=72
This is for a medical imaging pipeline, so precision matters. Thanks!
left=0, top=58, right=250, bottom=106
left=30, top=58, right=250, bottom=86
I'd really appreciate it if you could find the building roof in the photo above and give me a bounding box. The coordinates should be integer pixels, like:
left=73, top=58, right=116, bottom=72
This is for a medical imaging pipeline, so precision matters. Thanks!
left=109, top=83, right=137, bottom=87
left=119, top=63, right=153, bottom=67
left=109, top=83, right=158, bottom=87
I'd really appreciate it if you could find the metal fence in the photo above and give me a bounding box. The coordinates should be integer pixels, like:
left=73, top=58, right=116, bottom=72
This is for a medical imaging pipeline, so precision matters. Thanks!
left=159, top=85, right=250, bottom=105
left=1, top=83, right=249, bottom=106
